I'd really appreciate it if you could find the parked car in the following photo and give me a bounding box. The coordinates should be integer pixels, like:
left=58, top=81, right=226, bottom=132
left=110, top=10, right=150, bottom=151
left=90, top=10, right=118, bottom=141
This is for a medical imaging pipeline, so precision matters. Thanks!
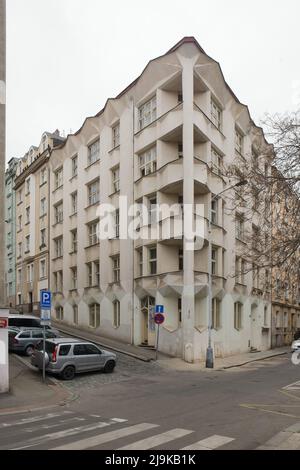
left=8, top=315, right=59, bottom=334
left=31, top=338, right=117, bottom=380
left=9, top=328, right=61, bottom=356
left=291, top=339, right=300, bottom=352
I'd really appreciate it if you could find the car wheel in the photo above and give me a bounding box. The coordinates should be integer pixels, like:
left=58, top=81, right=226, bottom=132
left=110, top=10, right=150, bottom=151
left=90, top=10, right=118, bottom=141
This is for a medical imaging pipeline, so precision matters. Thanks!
left=61, top=366, right=75, bottom=381
left=104, top=360, right=115, bottom=373
left=25, top=345, right=34, bottom=356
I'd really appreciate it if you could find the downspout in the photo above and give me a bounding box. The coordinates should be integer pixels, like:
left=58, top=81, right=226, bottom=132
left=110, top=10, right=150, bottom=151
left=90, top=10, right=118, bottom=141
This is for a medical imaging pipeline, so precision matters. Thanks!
left=131, top=97, right=135, bottom=345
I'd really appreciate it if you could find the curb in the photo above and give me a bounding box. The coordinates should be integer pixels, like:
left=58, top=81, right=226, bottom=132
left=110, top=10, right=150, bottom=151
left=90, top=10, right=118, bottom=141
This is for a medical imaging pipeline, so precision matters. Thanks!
left=0, top=355, right=78, bottom=416
left=219, top=350, right=288, bottom=370
left=55, top=326, right=153, bottom=363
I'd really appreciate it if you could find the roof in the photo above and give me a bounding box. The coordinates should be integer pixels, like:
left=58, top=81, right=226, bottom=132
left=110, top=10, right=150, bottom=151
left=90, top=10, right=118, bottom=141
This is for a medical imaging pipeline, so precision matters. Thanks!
left=55, top=36, right=269, bottom=151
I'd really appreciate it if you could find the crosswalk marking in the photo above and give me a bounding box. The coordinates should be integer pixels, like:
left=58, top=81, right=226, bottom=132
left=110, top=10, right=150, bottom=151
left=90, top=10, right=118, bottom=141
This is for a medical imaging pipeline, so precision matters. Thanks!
left=0, top=411, right=73, bottom=429
left=12, top=419, right=121, bottom=450
left=283, top=380, right=300, bottom=391
left=182, top=435, right=235, bottom=450
left=118, top=428, right=193, bottom=450
left=24, top=417, right=85, bottom=433
left=52, top=423, right=159, bottom=451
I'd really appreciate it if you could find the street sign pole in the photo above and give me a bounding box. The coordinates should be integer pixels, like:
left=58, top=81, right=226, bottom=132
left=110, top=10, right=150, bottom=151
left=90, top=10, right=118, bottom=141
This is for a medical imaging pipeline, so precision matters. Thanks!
left=155, top=324, right=160, bottom=361
left=42, top=325, right=46, bottom=383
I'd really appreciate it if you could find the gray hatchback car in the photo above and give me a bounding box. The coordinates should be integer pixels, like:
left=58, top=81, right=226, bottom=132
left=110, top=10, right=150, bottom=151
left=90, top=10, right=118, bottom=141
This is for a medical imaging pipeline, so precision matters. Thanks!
left=9, top=328, right=60, bottom=356
left=31, top=338, right=117, bottom=380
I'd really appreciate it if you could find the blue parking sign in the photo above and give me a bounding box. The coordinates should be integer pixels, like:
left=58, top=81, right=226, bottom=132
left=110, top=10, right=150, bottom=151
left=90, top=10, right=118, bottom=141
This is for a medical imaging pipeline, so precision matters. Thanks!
left=40, top=290, right=51, bottom=310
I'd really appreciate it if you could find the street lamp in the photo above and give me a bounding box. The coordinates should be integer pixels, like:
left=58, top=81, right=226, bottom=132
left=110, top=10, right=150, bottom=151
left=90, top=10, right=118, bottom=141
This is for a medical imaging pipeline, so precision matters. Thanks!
left=206, top=180, right=248, bottom=369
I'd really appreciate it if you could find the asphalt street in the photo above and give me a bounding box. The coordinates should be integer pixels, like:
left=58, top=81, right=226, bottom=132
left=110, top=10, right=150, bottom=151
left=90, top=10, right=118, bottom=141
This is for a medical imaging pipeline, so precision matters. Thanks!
left=1, top=352, right=300, bottom=450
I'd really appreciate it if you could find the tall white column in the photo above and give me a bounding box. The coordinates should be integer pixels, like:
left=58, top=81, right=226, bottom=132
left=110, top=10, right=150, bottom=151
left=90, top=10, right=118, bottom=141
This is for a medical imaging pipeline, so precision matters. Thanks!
left=182, top=58, right=195, bottom=363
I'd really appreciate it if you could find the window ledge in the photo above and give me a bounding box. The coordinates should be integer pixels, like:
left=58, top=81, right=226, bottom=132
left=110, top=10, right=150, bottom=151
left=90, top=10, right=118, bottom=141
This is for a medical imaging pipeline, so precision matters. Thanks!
left=69, top=212, right=77, bottom=218
left=69, top=175, right=78, bottom=182
left=69, top=251, right=77, bottom=255
left=52, top=256, right=63, bottom=261
left=108, top=144, right=120, bottom=154
left=40, top=181, right=47, bottom=188
left=52, top=185, right=63, bottom=193
left=85, top=201, right=100, bottom=210
left=52, top=222, right=63, bottom=228
left=85, top=158, right=100, bottom=170
left=109, top=190, right=120, bottom=197
left=84, top=243, right=100, bottom=249
left=39, top=214, right=47, bottom=219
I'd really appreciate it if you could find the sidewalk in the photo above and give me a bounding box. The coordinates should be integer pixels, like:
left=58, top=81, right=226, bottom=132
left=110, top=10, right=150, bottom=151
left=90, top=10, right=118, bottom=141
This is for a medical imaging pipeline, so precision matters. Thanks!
left=52, top=321, right=289, bottom=370
left=257, top=423, right=300, bottom=450
left=0, top=354, right=76, bottom=416
left=52, top=321, right=156, bottom=362
left=157, top=347, right=290, bottom=371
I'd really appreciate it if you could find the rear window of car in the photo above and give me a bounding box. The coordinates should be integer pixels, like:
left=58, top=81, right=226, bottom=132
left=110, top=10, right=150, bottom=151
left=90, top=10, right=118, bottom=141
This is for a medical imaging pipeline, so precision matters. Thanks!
left=32, top=331, right=43, bottom=339
left=19, top=331, right=31, bottom=338
left=36, top=341, right=56, bottom=353
left=59, top=345, right=71, bottom=356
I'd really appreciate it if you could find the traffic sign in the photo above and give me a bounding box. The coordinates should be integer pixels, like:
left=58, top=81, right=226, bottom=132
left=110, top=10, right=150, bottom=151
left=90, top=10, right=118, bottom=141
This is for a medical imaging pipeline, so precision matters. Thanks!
left=41, top=310, right=51, bottom=321
left=0, top=318, right=8, bottom=328
left=40, top=290, right=51, bottom=310
left=154, top=313, right=165, bottom=325
left=155, top=305, right=164, bottom=314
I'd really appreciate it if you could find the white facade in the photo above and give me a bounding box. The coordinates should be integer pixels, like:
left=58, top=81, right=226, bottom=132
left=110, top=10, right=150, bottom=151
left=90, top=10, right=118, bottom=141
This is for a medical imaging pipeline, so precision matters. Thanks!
left=49, top=37, right=271, bottom=362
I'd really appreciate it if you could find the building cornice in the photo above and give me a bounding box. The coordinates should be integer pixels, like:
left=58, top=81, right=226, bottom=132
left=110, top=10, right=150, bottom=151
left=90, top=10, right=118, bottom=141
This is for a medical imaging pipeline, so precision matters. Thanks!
left=14, top=151, right=49, bottom=190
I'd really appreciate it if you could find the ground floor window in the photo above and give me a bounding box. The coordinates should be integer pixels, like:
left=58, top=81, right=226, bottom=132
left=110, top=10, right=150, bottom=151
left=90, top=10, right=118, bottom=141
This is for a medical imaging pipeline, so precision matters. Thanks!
left=212, top=298, right=221, bottom=330
left=113, top=300, right=120, bottom=328
left=89, top=303, right=100, bottom=328
left=73, top=305, right=78, bottom=325
left=234, top=302, right=243, bottom=330
left=56, top=306, right=63, bottom=321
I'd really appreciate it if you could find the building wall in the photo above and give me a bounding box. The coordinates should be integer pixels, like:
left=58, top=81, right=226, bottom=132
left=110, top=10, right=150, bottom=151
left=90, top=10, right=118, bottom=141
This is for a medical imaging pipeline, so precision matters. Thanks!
left=49, top=39, right=272, bottom=361
left=0, top=0, right=6, bottom=307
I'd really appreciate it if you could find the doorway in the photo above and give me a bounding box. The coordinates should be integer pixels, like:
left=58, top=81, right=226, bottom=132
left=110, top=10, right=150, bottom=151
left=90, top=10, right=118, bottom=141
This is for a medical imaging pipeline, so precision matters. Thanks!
left=141, top=296, right=155, bottom=346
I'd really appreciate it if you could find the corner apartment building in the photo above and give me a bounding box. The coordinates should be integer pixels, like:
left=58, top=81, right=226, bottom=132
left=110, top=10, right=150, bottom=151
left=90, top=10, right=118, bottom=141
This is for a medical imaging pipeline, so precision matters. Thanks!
left=0, top=0, right=6, bottom=307
left=14, top=130, right=65, bottom=313
left=5, top=157, right=20, bottom=307
left=49, top=37, right=272, bottom=362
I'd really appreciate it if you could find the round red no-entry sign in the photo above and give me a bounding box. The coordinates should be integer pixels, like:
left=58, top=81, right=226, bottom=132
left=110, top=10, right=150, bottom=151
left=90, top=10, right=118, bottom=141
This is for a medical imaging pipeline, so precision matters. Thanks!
left=154, top=313, right=165, bottom=325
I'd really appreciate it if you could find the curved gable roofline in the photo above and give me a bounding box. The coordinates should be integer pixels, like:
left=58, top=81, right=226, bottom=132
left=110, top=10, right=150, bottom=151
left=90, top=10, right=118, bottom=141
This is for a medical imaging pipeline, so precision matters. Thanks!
left=55, top=36, right=270, bottom=151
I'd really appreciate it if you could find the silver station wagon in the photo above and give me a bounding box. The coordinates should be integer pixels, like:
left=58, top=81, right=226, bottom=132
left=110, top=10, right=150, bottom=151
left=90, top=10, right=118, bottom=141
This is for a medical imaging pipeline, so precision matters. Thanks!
left=31, top=337, right=117, bottom=380
left=9, top=328, right=60, bottom=356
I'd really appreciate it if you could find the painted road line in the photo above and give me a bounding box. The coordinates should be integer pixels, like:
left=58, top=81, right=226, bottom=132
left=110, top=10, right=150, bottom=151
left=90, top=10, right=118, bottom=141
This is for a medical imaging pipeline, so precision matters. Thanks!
left=24, top=417, right=85, bottom=433
left=283, top=380, right=300, bottom=391
left=118, top=428, right=193, bottom=450
left=182, top=435, right=235, bottom=450
left=0, top=411, right=73, bottom=428
left=52, top=423, right=159, bottom=451
left=12, top=420, right=118, bottom=450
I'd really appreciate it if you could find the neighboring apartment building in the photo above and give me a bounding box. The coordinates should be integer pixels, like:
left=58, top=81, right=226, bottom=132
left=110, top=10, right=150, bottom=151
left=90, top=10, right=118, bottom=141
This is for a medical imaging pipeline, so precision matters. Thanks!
left=14, top=130, right=65, bottom=313
left=5, top=157, right=20, bottom=307
left=49, top=37, right=272, bottom=362
left=0, top=0, right=6, bottom=307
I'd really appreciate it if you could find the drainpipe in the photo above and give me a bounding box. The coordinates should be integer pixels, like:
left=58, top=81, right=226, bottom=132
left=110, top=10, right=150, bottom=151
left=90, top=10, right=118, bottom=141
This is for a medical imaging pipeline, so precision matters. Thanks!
left=131, top=97, right=135, bottom=345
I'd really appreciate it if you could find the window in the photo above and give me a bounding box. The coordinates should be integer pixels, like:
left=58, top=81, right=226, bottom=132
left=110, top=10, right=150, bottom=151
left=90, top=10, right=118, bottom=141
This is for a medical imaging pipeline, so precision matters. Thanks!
left=40, top=168, right=47, bottom=185
left=148, top=196, right=157, bottom=225
left=89, top=304, right=100, bottom=328
left=56, top=307, right=63, bottom=321
left=212, top=298, right=221, bottom=330
left=54, top=202, right=63, bottom=224
left=88, top=139, right=100, bottom=165
left=88, top=180, right=100, bottom=205
left=59, top=345, right=71, bottom=356
left=95, top=261, right=100, bottom=286
left=25, top=178, right=30, bottom=195
left=71, top=229, right=77, bottom=253
left=88, top=221, right=98, bottom=246
left=73, top=305, right=78, bottom=325
left=40, top=259, right=46, bottom=279
left=26, top=206, right=30, bottom=224
left=54, top=237, right=63, bottom=258
left=234, top=302, right=243, bottom=330
left=139, top=146, right=157, bottom=177
left=71, top=192, right=77, bottom=215
left=18, top=215, right=22, bottom=231
left=17, top=268, right=22, bottom=285
left=71, top=155, right=78, bottom=177
left=86, top=260, right=99, bottom=287
left=26, top=264, right=33, bottom=283
left=53, top=271, right=63, bottom=292
left=241, top=259, right=246, bottom=284
left=264, top=306, right=268, bottom=327
left=235, top=214, right=244, bottom=240
left=40, top=198, right=47, bottom=216
left=149, top=247, right=157, bottom=275
left=179, top=249, right=183, bottom=271
left=25, top=235, right=30, bottom=253
left=87, top=263, right=93, bottom=287
left=235, top=129, right=243, bottom=155
left=112, top=167, right=120, bottom=192
left=40, top=229, right=46, bottom=247
left=17, top=293, right=22, bottom=305
left=211, top=198, right=218, bottom=224
left=178, top=298, right=182, bottom=323
left=211, top=148, right=222, bottom=175
left=113, top=300, right=120, bottom=328
left=112, top=123, right=120, bottom=148
left=17, top=189, right=22, bottom=204
left=138, top=96, right=157, bottom=130
left=211, top=99, right=222, bottom=130
left=18, top=242, right=22, bottom=258
left=7, top=206, right=11, bottom=221
left=54, top=168, right=63, bottom=189
left=71, top=267, right=77, bottom=289
left=137, top=249, right=143, bottom=276
left=211, top=247, right=217, bottom=275
left=115, top=209, right=120, bottom=238
left=178, top=143, right=183, bottom=158
left=112, top=255, right=120, bottom=282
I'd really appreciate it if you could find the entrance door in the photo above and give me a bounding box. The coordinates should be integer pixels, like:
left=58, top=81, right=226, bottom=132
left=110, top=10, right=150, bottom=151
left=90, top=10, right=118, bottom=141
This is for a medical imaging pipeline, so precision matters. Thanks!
left=28, top=292, right=33, bottom=313
left=141, top=296, right=155, bottom=346
left=251, top=304, right=258, bottom=350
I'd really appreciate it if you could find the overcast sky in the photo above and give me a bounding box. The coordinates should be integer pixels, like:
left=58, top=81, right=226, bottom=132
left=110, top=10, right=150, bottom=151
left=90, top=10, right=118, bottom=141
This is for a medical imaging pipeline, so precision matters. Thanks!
left=6, top=0, right=300, bottom=160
